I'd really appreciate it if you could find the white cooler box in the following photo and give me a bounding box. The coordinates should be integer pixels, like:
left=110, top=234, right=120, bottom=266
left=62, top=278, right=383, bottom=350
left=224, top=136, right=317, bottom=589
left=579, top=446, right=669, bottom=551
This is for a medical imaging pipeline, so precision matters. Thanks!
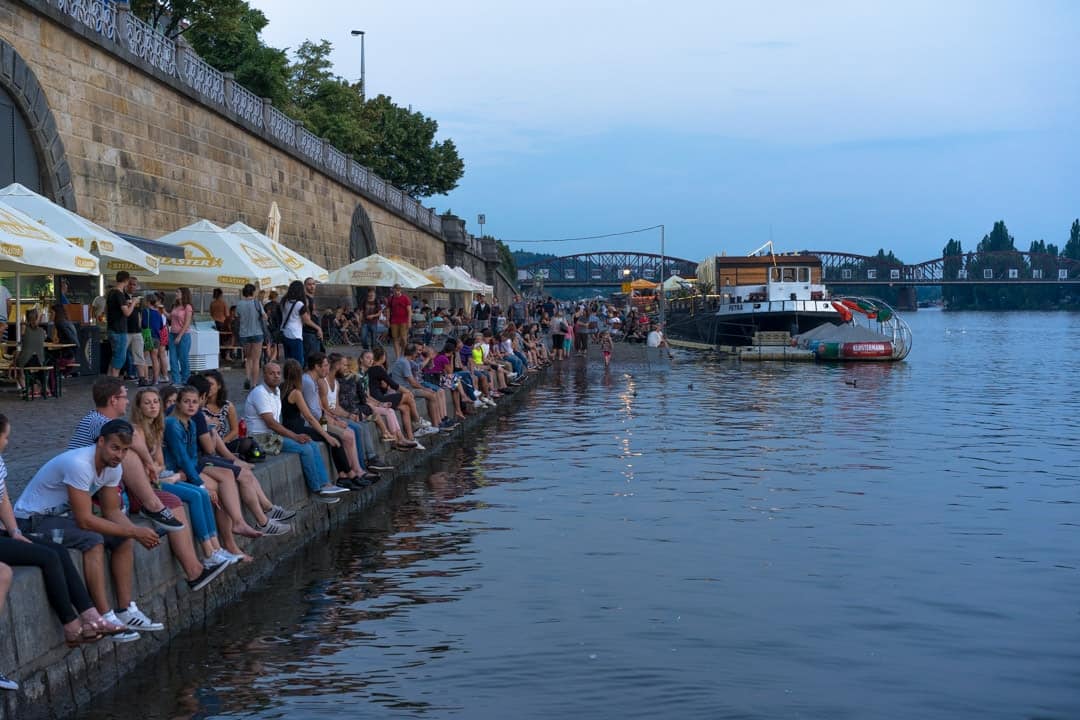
left=188, top=321, right=220, bottom=371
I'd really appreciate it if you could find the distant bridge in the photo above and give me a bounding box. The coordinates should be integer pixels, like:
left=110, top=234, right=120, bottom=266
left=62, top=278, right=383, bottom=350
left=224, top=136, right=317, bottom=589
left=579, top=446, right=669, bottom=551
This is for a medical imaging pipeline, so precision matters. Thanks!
left=807, top=251, right=1080, bottom=286
left=517, top=251, right=699, bottom=290
left=517, top=250, right=1080, bottom=292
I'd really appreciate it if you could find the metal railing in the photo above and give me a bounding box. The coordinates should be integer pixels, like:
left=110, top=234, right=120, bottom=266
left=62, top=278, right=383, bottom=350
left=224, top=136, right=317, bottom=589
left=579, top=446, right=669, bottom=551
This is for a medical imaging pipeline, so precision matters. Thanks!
left=43, top=0, right=443, bottom=238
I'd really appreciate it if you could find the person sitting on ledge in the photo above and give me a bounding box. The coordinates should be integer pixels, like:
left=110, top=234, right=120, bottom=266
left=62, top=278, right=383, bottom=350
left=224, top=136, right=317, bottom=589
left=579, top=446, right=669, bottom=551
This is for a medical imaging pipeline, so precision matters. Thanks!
left=360, top=349, right=424, bottom=450
left=68, top=377, right=185, bottom=534
left=311, top=353, right=380, bottom=488
left=129, top=387, right=236, bottom=582
left=390, top=343, right=451, bottom=430
left=242, top=362, right=349, bottom=502
left=194, top=372, right=295, bottom=531
left=334, top=356, right=395, bottom=470
left=0, top=414, right=129, bottom=661
left=14, top=419, right=162, bottom=641
left=301, top=354, right=372, bottom=488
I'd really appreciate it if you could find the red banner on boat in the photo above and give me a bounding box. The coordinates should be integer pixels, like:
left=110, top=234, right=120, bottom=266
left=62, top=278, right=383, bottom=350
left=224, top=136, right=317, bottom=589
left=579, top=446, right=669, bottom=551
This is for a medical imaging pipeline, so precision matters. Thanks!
left=841, top=342, right=893, bottom=358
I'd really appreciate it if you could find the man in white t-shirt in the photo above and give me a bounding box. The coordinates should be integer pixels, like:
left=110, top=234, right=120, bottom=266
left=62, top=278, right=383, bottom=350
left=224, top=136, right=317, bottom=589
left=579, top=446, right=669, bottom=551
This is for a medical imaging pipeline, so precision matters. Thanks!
left=646, top=323, right=668, bottom=348
left=244, top=362, right=347, bottom=501
left=14, top=419, right=163, bottom=640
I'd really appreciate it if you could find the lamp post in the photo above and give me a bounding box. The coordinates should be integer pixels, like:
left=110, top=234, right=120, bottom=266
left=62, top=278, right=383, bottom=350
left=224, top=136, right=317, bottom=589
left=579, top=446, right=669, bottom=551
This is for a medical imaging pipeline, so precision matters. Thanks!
left=659, top=224, right=666, bottom=327
left=350, top=30, right=366, bottom=100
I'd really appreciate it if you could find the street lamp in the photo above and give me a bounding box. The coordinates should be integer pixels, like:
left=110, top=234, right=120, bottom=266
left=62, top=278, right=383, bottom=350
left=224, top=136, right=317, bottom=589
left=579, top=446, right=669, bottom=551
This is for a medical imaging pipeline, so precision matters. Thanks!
left=350, top=30, right=366, bottom=100
left=659, top=223, right=666, bottom=327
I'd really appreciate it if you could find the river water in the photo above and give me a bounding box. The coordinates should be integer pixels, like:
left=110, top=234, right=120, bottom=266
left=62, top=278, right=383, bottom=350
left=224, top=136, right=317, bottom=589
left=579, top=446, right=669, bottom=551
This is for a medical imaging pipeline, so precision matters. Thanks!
left=86, top=310, right=1080, bottom=720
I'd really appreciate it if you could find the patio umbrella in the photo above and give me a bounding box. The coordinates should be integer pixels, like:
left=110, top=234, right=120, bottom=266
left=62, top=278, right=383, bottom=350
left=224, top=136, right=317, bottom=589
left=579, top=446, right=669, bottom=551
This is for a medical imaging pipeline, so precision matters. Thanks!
left=425, top=265, right=480, bottom=292
left=226, top=222, right=329, bottom=283
left=328, top=253, right=434, bottom=289
left=0, top=199, right=99, bottom=340
left=661, top=275, right=692, bottom=292
left=0, top=183, right=159, bottom=273
left=450, top=266, right=493, bottom=295
left=630, top=278, right=658, bottom=290
left=139, top=219, right=292, bottom=289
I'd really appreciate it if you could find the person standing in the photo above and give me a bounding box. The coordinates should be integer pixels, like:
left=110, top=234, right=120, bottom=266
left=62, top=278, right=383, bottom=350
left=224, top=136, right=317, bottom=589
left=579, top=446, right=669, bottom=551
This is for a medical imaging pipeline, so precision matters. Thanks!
left=106, top=271, right=135, bottom=378
left=209, top=288, right=227, bottom=331
left=472, top=294, right=491, bottom=330
left=169, top=287, right=194, bottom=384
left=126, top=276, right=150, bottom=386
left=509, top=294, right=527, bottom=326
left=387, top=284, right=412, bottom=360
left=280, top=281, right=308, bottom=365
left=263, top=290, right=281, bottom=363
left=53, top=278, right=79, bottom=348
left=361, top=288, right=382, bottom=350
left=301, top=277, right=323, bottom=359
left=235, top=283, right=266, bottom=391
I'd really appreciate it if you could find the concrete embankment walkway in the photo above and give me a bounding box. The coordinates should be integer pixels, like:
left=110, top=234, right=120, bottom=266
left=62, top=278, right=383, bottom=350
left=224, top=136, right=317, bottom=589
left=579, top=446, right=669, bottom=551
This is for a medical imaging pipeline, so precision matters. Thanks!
left=0, top=360, right=547, bottom=720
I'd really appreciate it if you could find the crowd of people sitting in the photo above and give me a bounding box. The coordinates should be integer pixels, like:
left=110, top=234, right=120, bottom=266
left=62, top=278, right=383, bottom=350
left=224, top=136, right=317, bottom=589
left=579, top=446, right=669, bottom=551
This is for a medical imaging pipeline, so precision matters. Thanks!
left=0, top=283, right=671, bottom=692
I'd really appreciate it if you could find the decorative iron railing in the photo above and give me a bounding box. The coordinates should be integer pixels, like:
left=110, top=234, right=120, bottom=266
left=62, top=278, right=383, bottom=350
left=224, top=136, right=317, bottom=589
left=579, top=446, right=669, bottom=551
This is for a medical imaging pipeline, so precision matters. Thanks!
left=228, top=83, right=263, bottom=129
left=180, top=47, right=225, bottom=105
left=56, top=0, right=116, bottom=40
left=41, top=0, right=444, bottom=238
left=121, top=11, right=176, bottom=76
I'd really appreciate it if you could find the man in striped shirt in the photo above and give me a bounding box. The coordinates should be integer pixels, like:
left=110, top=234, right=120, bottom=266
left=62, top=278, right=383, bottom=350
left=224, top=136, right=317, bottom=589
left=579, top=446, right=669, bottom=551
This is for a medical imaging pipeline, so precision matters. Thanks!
left=69, top=377, right=183, bottom=532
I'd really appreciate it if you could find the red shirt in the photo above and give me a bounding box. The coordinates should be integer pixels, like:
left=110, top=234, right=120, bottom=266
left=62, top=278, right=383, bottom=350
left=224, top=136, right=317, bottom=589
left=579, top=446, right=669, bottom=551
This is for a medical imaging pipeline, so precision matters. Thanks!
left=388, top=293, right=412, bottom=324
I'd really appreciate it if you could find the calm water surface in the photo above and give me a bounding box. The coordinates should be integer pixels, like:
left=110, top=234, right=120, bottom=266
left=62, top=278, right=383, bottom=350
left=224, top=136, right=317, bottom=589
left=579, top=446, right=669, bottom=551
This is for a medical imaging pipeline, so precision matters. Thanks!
left=87, top=311, right=1080, bottom=719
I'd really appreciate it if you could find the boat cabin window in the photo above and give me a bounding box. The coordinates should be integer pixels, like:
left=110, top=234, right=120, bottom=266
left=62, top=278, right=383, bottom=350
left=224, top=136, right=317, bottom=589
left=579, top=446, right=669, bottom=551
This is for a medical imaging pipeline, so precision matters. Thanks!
left=799, top=267, right=810, bottom=282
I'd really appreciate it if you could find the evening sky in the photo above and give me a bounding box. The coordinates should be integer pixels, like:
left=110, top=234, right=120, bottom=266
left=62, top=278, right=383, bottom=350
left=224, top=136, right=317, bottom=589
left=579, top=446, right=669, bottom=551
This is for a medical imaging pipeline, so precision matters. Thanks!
left=252, top=0, right=1080, bottom=263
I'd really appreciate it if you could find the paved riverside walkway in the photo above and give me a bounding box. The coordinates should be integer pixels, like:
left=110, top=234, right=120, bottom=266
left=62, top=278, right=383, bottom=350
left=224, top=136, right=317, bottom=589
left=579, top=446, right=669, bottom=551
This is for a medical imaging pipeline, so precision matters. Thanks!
left=0, top=349, right=366, bottom=496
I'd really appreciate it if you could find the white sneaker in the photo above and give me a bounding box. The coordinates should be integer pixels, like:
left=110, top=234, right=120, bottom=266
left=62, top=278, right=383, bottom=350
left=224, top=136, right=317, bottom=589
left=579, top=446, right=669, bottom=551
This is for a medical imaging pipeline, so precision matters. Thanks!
left=483, top=397, right=497, bottom=407
left=115, top=603, right=164, bottom=632
left=212, top=549, right=242, bottom=566
left=411, top=441, right=426, bottom=451
left=417, top=418, right=432, bottom=429
left=473, top=399, right=484, bottom=408
left=416, top=425, right=438, bottom=437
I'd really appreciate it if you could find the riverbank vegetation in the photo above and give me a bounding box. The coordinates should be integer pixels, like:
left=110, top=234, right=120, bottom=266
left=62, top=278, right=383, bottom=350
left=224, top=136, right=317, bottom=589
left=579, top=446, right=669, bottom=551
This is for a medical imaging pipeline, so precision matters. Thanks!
left=129, top=0, right=465, bottom=197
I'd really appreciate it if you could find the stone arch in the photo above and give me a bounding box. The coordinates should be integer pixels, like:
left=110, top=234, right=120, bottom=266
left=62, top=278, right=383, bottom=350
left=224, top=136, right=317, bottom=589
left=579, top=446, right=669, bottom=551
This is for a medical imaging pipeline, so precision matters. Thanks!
left=0, top=37, right=75, bottom=208
left=349, top=202, right=377, bottom=261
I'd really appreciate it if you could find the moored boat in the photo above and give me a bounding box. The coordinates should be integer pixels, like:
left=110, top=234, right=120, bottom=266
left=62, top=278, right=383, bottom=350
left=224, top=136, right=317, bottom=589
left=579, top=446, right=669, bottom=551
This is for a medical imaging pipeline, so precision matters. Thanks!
left=665, top=248, right=911, bottom=360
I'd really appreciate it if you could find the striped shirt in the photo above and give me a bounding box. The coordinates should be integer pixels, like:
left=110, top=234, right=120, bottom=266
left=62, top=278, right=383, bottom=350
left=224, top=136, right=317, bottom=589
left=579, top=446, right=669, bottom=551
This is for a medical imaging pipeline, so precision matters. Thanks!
left=0, top=455, right=7, bottom=501
left=68, top=411, right=110, bottom=449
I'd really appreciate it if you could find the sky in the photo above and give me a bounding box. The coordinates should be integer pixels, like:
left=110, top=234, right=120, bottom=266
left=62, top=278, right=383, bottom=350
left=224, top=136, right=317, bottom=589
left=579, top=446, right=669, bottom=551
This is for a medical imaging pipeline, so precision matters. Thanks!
left=251, top=0, right=1080, bottom=264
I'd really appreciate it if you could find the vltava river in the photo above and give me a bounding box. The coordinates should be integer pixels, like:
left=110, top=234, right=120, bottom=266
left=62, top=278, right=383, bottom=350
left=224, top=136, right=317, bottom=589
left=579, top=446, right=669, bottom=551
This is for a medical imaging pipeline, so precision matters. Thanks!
left=86, top=310, right=1080, bottom=719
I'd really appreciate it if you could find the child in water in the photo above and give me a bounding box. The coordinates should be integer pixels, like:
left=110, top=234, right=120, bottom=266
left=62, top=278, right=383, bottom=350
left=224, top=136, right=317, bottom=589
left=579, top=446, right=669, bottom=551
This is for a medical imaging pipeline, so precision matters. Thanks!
left=599, top=331, right=614, bottom=368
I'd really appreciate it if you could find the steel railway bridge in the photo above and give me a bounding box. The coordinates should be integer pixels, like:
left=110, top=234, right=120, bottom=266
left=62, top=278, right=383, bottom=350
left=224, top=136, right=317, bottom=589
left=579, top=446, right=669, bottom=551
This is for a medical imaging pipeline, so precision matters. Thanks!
left=518, top=250, right=1080, bottom=301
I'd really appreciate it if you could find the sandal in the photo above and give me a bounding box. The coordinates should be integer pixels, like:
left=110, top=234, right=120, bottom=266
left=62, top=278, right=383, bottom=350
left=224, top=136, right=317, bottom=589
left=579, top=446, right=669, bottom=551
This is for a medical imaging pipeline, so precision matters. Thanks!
left=88, top=616, right=128, bottom=637
left=65, top=623, right=103, bottom=647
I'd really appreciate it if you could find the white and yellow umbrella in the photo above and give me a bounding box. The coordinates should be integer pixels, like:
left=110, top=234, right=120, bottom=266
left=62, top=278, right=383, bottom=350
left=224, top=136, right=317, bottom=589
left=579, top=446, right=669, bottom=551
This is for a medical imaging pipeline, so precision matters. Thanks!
left=328, top=253, right=434, bottom=289
left=425, top=264, right=479, bottom=292
left=450, top=266, right=493, bottom=296
left=0, top=199, right=99, bottom=340
left=0, top=183, right=158, bottom=273
left=226, top=222, right=329, bottom=283
left=140, top=219, right=292, bottom=289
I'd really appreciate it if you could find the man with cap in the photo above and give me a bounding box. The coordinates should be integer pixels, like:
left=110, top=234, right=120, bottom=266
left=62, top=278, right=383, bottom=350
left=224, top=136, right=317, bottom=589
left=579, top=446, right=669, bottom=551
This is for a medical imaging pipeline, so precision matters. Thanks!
left=13, top=419, right=165, bottom=642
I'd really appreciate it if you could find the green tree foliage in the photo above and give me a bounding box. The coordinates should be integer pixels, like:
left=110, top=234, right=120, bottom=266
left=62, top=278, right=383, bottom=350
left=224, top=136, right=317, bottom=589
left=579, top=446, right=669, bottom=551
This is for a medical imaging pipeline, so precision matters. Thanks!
left=489, top=237, right=516, bottom=279
left=1064, top=219, right=1080, bottom=261
left=286, top=42, right=464, bottom=197
left=130, top=4, right=463, bottom=198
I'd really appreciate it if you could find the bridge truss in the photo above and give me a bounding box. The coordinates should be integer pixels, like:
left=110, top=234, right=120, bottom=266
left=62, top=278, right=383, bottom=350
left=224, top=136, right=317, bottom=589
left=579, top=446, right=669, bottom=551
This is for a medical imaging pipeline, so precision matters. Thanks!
left=806, top=250, right=1080, bottom=285
left=517, top=251, right=699, bottom=287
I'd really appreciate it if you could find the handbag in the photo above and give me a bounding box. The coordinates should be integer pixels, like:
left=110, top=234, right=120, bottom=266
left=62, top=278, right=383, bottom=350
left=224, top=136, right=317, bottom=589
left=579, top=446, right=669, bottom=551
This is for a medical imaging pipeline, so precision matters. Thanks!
left=272, top=301, right=296, bottom=344
left=251, top=431, right=283, bottom=456
left=140, top=309, right=156, bottom=349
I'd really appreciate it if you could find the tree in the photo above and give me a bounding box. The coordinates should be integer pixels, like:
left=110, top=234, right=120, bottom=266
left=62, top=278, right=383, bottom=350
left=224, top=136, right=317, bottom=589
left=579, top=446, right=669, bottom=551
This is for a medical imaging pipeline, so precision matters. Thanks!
left=182, top=5, right=289, bottom=105
left=492, top=237, right=516, bottom=280
left=286, top=42, right=465, bottom=197
left=129, top=0, right=252, bottom=39
left=1064, top=219, right=1080, bottom=261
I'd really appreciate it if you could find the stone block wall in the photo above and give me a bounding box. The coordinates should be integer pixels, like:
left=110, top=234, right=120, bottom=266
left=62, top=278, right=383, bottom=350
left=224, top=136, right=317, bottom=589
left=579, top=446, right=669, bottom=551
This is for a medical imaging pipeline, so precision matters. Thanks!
left=0, top=1, right=446, bottom=273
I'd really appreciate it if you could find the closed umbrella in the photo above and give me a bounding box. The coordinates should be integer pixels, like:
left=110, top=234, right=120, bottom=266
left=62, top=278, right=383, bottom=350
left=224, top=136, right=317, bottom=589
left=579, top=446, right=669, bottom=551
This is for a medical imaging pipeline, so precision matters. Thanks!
left=0, top=183, right=158, bottom=273
left=140, top=220, right=292, bottom=289
left=226, top=222, right=329, bottom=283
left=328, top=253, right=434, bottom=289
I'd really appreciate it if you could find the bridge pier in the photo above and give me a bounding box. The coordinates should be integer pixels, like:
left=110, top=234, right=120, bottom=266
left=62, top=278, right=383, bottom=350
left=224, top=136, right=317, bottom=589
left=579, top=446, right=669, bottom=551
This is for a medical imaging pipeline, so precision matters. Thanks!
left=895, top=285, right=917, bottom=311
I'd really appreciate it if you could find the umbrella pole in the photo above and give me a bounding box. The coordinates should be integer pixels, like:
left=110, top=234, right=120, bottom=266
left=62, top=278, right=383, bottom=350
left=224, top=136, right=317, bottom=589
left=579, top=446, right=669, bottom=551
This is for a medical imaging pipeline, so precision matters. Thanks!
left=15, top=273, right=21, bottom=343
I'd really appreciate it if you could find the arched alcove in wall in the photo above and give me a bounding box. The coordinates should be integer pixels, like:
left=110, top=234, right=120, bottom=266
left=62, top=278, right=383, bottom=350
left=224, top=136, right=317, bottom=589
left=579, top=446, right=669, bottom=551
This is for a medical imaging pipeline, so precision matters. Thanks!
left=0, top=37, right=75, bottom=208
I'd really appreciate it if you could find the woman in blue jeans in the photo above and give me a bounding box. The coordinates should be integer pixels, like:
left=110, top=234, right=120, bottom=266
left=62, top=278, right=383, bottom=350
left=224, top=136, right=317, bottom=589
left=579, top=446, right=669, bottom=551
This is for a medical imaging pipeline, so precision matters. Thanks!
left=133, top=386, right=242, bottom=568
left=280, top=280, right=307, bottom=366
left=168, top=287, right=194, bottom=384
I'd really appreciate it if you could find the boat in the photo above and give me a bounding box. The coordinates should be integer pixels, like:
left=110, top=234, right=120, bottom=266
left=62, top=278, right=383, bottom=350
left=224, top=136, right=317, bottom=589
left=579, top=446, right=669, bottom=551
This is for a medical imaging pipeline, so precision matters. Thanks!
left=664, top=247, right=912, bottom=360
